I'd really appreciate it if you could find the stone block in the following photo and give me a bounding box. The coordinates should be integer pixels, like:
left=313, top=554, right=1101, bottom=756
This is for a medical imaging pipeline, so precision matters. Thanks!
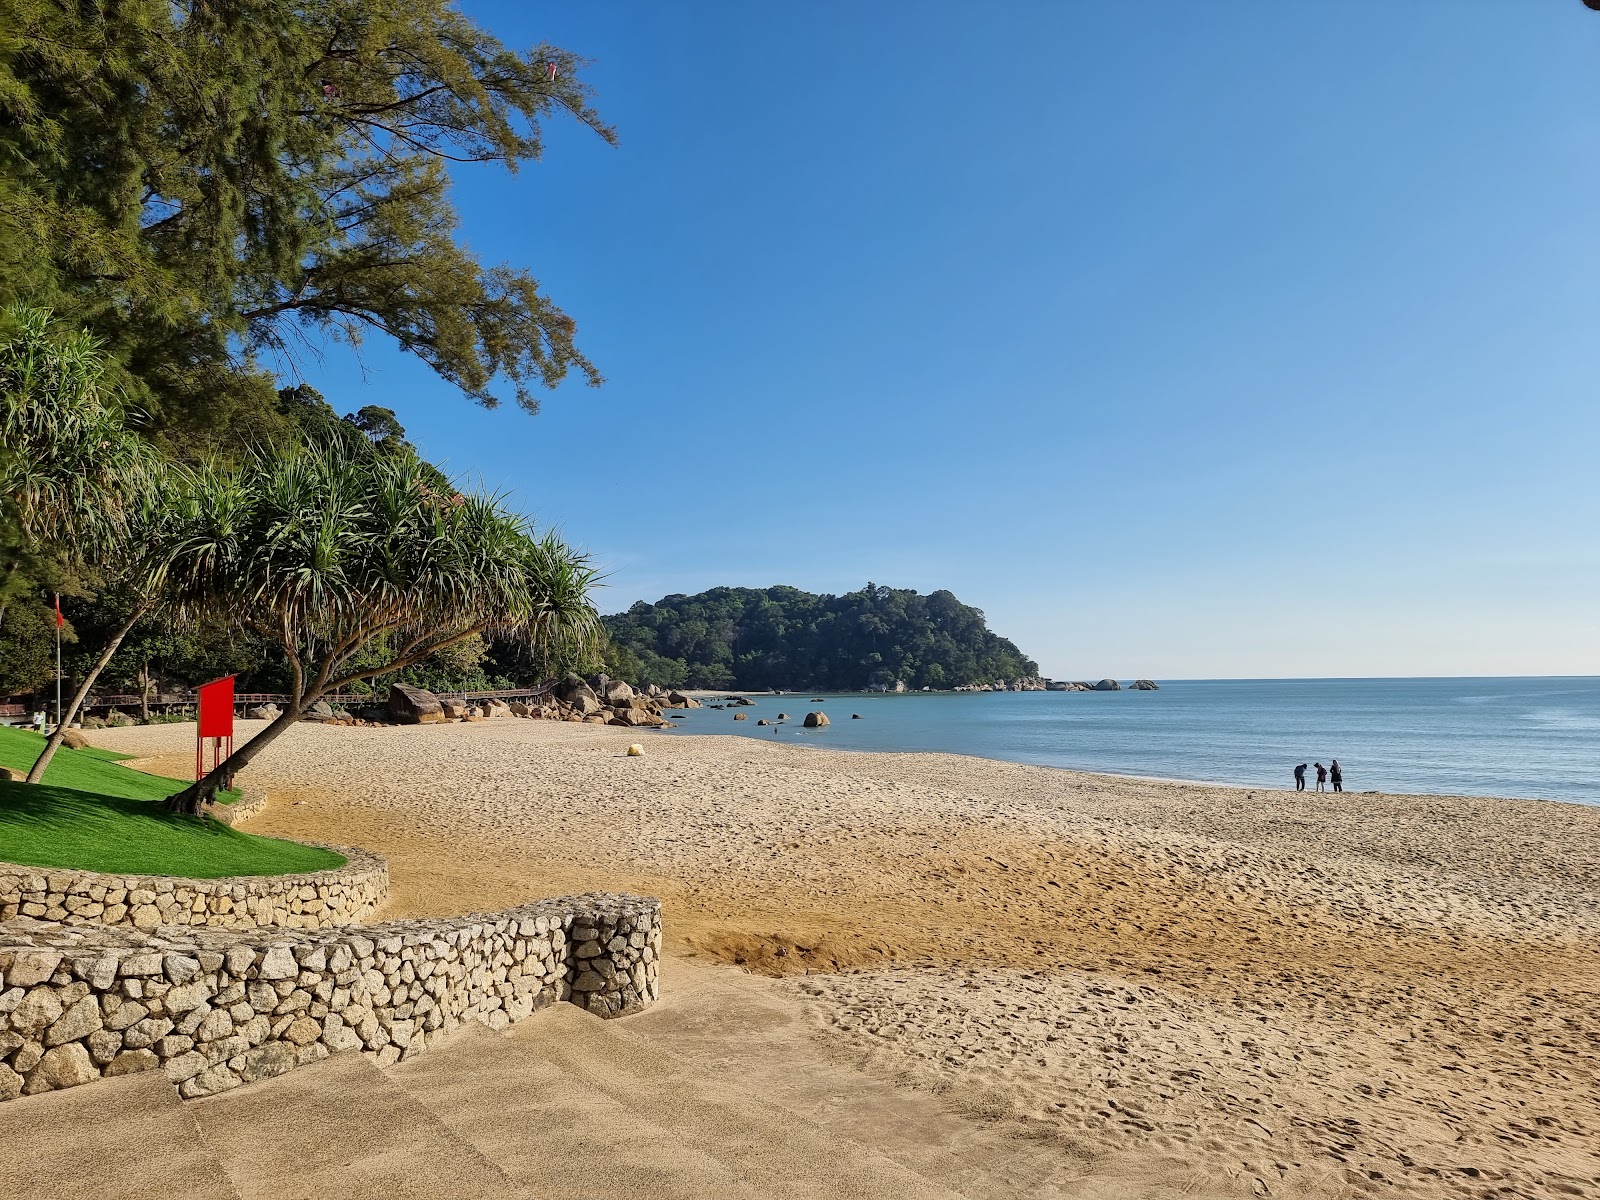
left=27, top=1042, right=97, bottom=1092
left=106, top=1048, right=160, bottom=1077
left=45, top=996, right=104, bottom=1046
left=123, top=1017, right=173, bottom=1050
left=8, top=988, right=62, bottom=1039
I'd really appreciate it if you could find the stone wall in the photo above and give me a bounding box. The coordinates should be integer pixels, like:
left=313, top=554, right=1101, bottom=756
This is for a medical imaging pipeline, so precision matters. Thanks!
left=0, top=848, right=387, bottom=932
left=202, top=787, right=269, bottom=827
left=0, top=892, right=661, bottom=1102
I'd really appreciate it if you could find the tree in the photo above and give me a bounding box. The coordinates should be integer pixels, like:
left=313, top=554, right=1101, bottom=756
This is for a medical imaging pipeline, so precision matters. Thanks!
left=24, top=460, right=203, bottom=783
left=0, top=0, right=615, bottom=444
left=163, top=436, right=598, bottom=813
left=344, top=406, right=413, bottom=455
left=0, top=304, right=154, bottom=629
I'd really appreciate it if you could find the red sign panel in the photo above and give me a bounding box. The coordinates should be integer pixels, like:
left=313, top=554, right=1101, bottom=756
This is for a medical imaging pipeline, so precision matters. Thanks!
left=197, top=676, right=235, bottom=739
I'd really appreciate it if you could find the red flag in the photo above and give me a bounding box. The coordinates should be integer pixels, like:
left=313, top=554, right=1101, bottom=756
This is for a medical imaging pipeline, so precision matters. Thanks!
left=54, top=595, right=63, bottom=628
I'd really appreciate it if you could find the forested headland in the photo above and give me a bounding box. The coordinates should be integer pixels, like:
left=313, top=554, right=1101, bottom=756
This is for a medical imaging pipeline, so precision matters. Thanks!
left=602, top=585, right=1039, bottom=692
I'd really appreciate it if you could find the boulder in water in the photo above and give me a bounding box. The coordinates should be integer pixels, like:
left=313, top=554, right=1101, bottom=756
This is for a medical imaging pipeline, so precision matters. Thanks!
left=803, top=711, right=830, bottom=728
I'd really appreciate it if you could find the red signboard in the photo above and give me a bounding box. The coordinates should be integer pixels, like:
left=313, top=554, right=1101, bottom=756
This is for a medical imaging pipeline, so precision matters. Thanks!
left=197, top=676, right=235, bottom=738
left=196, top=675, right=236, bottom=786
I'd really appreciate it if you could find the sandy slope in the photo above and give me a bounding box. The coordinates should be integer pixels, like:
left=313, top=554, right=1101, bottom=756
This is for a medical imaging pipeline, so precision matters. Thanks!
left=92, top=718, right=1600, bottom=1199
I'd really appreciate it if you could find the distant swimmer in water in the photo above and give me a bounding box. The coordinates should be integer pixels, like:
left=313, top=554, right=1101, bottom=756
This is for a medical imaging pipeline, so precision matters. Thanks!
left=1314, top=762, right=1328, bottom=792
left=1293, top=763, right=1307, bottom=791
left=1330, top=759, right=1343, bottom=792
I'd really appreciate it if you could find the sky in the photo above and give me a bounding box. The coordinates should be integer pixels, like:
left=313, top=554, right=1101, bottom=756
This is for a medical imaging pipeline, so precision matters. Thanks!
left=292, top=1, right=1600, bottom=680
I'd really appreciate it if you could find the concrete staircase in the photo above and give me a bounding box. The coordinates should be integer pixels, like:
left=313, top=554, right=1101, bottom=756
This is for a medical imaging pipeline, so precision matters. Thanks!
left=0, top=998, right=971, bottom=1200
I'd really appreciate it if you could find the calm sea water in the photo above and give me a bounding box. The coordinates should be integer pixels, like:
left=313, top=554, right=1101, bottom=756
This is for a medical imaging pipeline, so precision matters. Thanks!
left=664, top=678, right=1600, bottom=805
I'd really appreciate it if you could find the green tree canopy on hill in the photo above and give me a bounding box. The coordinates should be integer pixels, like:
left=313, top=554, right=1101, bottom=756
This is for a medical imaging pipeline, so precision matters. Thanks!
left=603, top=584, right=1039, bottom=692
left=0, top=0, right=613, bottom=450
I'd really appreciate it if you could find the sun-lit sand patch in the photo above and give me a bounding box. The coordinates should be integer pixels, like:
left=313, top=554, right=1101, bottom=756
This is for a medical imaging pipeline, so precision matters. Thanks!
left=88, top=718, right=1600, bottom=1198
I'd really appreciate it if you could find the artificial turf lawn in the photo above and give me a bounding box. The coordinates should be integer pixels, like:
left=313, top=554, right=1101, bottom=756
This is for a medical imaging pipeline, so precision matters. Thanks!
left=0, top=726, right=344, bottom=878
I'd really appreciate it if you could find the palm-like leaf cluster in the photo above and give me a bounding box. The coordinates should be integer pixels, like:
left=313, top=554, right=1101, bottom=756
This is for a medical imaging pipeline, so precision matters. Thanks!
left=168, top=436, right=599, bottom=703
left=0, top=304, right=156, bottom=559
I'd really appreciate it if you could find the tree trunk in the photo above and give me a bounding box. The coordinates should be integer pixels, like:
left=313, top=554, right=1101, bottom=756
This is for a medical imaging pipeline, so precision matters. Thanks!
left=25, top=602, right=150, bottom=784
left=164, top=701, right=303, bottom=816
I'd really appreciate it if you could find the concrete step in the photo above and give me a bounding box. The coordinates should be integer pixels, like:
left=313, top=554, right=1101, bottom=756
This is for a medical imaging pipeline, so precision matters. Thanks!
left=388, top=1021, right=766, bottom=1199
left=631, top=959, right=1082, bottom=1199
left=190, top=1050, right=529, bottom=1200
left=518, top=1004, right=968, bottom=1200
left=0, top=1071, right=239, bottom=1200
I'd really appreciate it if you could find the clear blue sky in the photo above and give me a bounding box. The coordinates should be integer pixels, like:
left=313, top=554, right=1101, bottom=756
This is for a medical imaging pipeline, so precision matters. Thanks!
left=294, top=2, right=1600, bottom=679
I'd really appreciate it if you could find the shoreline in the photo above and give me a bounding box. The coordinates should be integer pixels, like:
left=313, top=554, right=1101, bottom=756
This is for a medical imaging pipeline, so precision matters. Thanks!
left=658, top=722, right=1572, bottom=809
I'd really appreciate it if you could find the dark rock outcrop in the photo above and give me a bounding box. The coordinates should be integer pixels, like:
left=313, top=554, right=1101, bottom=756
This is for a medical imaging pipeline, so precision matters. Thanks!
left=803, top=711, right=830, bottom=728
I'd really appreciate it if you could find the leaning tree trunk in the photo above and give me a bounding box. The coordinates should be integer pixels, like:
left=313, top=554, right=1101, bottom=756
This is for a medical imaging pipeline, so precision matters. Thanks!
left=25, top=602, right=150, bottom=784
left=139, top=661, right=150, bottom=723
left=165, top=702, right=303, bottom=816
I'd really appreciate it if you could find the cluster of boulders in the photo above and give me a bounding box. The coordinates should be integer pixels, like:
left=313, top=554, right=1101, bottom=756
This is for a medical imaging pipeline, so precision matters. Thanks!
left=954, top=677, right=1051, bottom=692
left=380, top=677, right=702, bottom=731
left=229, top=677, right=708, bottom=732
left=76, top=712, right=137, bottom=729
left=1043, top=678, right=1159, bottom=692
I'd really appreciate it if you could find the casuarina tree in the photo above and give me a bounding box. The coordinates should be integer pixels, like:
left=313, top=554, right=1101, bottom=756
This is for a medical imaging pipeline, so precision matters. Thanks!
left=0, top=0, right=615, bottom=445
left=162, top=434, right=599, bottom=814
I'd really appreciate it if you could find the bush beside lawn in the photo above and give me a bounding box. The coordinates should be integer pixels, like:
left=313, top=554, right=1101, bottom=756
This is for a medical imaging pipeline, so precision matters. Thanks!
left=0, top=727, right=345, bottom=878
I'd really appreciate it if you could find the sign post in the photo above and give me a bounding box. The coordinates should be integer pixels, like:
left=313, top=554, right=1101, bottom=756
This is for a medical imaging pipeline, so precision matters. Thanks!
left=196, top=676, right=236, bottom=789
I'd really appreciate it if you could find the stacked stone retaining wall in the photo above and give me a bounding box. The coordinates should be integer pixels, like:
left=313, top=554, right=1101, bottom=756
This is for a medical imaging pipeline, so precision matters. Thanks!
left=202, top=787, right=269, bottom=827
left=0, top=892, right=661, bottom=1102
left=0, top=847, right=386, bottom=931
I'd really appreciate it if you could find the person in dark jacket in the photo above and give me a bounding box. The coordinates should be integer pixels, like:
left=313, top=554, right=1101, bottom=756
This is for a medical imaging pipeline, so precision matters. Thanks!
left=1330, top=759, right=1343, bottom=792
left=1293, top=763, right=1307, bottom=791
left=1314, top=762, right=1328, bottom=792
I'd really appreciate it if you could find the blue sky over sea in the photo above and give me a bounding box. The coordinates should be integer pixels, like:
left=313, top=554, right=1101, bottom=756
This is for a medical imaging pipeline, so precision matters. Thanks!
left=291, top=2, right=1600, bottom=680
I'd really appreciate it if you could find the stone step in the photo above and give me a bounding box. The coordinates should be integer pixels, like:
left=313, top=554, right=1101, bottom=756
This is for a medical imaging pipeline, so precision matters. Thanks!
left=190, top=1050, right=530, bottom=1200
left=0, top=1070, right=239, bottom=1200
left=388, top=1020, right=766, bottom=1199
left=517, top=1004, right=968, bottom=1200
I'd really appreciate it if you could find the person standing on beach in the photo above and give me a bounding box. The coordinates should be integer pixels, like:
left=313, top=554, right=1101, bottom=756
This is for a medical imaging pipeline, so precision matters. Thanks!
left=1314, top=762, right=1328, bottom=792
left=1293, top=763, right=1307, bottom=791
left=1330, top=759, right=1343, bottom=792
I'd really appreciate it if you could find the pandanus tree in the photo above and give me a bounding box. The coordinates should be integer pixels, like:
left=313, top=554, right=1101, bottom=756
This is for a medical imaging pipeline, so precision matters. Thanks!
left=24, top=464, right=201, bottom=782
left=163, top=434, right=599, bottom=814
left=0, top=304, right=155, bottom=629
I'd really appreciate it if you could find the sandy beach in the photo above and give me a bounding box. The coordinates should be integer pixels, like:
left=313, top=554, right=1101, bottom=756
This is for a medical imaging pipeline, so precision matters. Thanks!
left=92, top=718, right=1600, bottom=1199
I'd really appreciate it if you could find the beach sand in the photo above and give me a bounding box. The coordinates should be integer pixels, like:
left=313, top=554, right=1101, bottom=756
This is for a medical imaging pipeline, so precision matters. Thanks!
left=93, top=718, right=1600, bottom=1199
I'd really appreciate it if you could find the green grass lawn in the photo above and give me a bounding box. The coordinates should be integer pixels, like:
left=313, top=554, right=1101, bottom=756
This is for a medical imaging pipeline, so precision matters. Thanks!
left=0, top=726, right=345, bottom=878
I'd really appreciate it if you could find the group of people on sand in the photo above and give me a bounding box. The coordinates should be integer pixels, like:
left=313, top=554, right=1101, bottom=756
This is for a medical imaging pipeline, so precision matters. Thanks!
left=1293, top=759, right=1342, bottom=792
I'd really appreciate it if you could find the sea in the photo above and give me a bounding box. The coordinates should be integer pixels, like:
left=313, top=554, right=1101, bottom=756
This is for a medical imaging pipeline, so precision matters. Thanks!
left=662, top=677, right=1600, bottom=806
